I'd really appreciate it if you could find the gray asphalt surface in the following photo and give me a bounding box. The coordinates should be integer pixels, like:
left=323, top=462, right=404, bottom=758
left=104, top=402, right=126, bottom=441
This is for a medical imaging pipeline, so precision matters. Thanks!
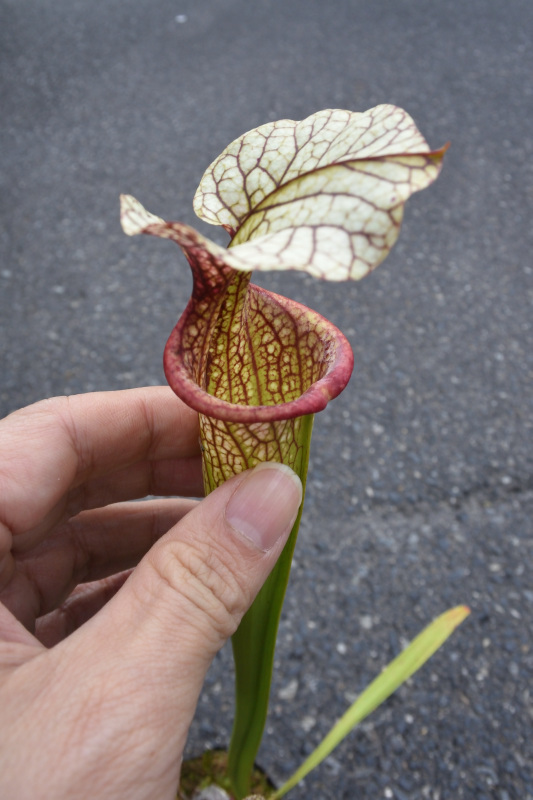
left=1, top=1, right=532, bottom=798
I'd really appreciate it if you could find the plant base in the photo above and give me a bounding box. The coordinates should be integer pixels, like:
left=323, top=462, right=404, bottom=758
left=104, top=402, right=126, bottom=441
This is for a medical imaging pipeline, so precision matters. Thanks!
left=178, top=750, right=274, bottom=799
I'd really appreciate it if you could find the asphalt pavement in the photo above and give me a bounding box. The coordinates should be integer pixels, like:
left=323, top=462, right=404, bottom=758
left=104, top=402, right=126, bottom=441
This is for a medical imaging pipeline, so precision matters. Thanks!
left=1, top=1, right=532, bottom=798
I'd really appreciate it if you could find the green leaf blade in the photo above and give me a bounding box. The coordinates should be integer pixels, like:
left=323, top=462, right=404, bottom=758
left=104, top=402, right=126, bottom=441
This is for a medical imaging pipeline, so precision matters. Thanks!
left=271, top=606, right=470, bottom=799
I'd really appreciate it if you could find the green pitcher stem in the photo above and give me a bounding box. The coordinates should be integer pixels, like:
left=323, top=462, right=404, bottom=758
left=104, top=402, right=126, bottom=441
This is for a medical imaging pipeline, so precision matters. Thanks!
left=228, top=499, right=306, bottom=798
left=199, top=412, right=314, bottom=799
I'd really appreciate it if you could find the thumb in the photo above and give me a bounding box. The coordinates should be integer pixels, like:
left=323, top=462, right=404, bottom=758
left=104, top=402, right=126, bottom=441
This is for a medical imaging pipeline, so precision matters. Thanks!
left=119, top=461, right=303, bottom=669
left=65, top=462, right=302, bottom=772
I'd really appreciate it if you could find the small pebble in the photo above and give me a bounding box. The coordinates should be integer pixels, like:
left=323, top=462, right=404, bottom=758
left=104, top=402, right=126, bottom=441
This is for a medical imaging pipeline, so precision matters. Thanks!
left=300, top=715, right=316, bottom=732
left=278, top=679, right=298, bottom=701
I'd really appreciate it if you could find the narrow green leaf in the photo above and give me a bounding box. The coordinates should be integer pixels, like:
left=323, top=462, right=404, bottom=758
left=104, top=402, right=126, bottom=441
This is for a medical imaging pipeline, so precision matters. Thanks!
left=271, top=606, right=470, bottom=799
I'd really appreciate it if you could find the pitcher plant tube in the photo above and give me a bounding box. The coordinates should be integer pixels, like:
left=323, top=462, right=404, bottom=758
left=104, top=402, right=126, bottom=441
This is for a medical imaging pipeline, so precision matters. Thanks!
left=121, top=105, right=449, bottom=798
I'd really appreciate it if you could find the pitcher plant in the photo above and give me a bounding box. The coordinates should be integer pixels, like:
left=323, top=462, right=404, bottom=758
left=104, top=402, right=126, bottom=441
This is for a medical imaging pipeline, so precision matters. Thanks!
left=121, top=105, right=466, bottom=799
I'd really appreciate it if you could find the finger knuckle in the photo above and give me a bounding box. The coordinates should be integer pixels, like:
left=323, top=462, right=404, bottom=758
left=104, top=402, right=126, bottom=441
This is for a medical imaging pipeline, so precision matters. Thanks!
left=151, top=540, right=249, bottom=642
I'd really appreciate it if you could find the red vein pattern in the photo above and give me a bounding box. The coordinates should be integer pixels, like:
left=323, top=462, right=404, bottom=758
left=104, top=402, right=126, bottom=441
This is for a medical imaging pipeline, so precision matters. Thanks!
left=193, top=105, right=446, bottom=281
left=120, top=193, right=353, bottom=486
left=120, top=195, right=354, bottom=423
left=194, top=105, right=433, bottom=230
left=200, top=417, right=307, bottom=493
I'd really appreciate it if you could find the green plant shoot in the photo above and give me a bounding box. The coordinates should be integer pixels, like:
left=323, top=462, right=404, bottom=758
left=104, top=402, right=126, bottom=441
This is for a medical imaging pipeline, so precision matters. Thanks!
left=271, top=606, right=470, bottom=798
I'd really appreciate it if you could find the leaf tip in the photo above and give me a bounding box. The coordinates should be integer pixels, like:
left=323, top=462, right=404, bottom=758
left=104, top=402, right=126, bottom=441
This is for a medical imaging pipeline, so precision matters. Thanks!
left=444, top=604, right=471, bottom=630
left=120, top=193, right=164, bottom=236
left=430, top=141, right=451, bottom=164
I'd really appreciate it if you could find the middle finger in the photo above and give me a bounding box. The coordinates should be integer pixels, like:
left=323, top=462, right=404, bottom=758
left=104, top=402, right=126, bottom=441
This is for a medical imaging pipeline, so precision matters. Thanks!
left=11, top=454, right=204, bottom=556
left=2, top=497, right=199, bottom=629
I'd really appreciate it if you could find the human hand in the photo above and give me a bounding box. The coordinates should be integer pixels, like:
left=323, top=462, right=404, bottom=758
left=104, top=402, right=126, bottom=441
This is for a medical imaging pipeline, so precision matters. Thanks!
left=0, top=387, right=302, bottom=800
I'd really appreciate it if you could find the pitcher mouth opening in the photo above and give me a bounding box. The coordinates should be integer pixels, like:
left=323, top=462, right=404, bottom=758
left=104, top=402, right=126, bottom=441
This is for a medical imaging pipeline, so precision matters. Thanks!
left=163, top=284, right=354, bottom=424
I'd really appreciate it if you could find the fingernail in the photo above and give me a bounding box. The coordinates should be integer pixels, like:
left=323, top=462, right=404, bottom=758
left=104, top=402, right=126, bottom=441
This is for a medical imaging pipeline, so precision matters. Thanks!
left=225, top=463, right=303, bottom=552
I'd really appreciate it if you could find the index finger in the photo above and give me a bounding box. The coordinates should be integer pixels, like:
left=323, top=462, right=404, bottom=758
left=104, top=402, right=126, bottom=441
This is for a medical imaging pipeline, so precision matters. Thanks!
left=0, top=387, right=200, bottom=538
